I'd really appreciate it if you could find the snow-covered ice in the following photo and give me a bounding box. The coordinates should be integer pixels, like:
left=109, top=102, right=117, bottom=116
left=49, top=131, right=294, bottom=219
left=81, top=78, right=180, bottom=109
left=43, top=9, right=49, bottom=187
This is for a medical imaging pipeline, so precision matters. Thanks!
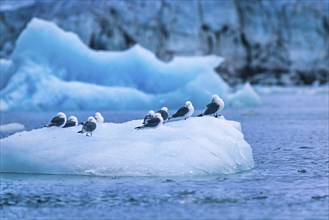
left=0, top=117, right=254, bottom=176
left=0, top=18, right=260, bottom=111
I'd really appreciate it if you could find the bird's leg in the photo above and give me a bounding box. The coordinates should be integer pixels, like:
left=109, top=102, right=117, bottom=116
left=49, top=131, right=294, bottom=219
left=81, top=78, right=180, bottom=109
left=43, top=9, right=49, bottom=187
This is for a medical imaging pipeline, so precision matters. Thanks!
left=214, top=113, right=218, bottom=118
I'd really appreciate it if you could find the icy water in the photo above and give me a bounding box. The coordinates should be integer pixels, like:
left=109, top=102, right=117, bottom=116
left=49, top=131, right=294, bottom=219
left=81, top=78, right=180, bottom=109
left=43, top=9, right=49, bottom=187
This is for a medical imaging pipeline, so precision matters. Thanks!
left=1, top=88, right=328, bottom=219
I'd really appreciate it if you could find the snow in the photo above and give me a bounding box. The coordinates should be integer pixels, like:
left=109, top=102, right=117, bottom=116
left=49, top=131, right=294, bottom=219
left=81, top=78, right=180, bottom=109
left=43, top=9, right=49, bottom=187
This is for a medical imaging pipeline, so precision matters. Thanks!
left=0, top=117, right=254, bottom=176
left=0, top=18, right=261, bottom=111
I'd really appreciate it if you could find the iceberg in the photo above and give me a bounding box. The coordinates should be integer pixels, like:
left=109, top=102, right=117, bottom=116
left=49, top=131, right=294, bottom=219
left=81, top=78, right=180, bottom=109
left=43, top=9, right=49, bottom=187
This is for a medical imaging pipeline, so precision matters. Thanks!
left=228, top=83, right=262, bottom=107
left=0, top=117, right=254, bottom=176
left=0, top=123, right=26, bottom=139
left=0, top=18, right=260, bottom=111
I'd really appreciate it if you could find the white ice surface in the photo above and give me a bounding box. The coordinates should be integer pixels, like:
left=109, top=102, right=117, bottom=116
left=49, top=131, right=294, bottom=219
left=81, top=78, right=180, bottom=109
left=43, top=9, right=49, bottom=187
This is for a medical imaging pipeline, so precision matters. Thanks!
left=0, top=117, right=254, bottom=176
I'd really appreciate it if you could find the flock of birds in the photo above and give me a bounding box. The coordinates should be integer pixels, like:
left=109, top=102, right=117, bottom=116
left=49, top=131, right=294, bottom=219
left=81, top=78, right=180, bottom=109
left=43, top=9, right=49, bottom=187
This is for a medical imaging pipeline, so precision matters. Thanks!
left=45, top=94, right=225, bottom=136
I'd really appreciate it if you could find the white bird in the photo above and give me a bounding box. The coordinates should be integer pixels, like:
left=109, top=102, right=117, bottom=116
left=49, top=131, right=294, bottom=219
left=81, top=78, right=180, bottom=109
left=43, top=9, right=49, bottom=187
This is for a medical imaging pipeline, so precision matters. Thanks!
left=135, top=113, right=163, bottom=129
left=94, top=112, right=104, bottom=123
left=63, top=116, right=78, bottom=128
left=46, top=112, right=66, bottom=128
left=156, top=107, right=169, bottom=122
left=143, top=110, right=155, bottom=124
left=78, top=116, right=97, bottom=136
left=169, top=101, right=194, bottom=120
left=198, top=94, right=225, bottom=117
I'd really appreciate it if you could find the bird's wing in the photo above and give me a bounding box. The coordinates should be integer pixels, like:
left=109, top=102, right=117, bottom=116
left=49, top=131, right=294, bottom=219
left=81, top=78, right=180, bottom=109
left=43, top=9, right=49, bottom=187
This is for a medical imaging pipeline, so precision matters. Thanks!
left=204, top=102, right=219, bottom=115
left=172, top=106, right=189, bottom=118
left=84, top=122, right=97, bottom=131
left=143, top=115, right=148, bottom=124
left=143, top=114, right=154, bottom=124
left=48, top=116, right=65, bottom=126
left=63, top=120, right=76, bottom=128
left=157, top=110, right=168, bottom=121
left=144, top=117, right=161, bottom=127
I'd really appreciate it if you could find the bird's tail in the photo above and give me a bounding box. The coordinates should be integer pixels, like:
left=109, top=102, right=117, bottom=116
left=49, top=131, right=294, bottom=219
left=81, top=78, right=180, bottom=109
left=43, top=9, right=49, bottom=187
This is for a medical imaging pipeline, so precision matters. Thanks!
left=45, top=123, right=53, bottom=127
left=77, top=130, right=83, bottom=133
left=197, top=113, right=204, bottom=117
left=79, top=122, right=85, bottom=126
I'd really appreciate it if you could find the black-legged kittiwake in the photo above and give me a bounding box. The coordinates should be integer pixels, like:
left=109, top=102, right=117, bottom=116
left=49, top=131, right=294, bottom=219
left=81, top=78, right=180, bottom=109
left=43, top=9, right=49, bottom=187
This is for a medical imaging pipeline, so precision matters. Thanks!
left=46, top=112, right=67, bottom=128
left=169, top=101, right=194, bottom=120
left=63, top=116, right=78, bottom=128
left=94, top=112, right=104, bottom=123
left=135, top=113, right=163, bottom=129
left=198, top=94, right=225, bottom=117
left=142, top=110, right=155, bottom=124
left=156, top=107, right=169, bottom=122
left=78, top=116, right=97, bottom=136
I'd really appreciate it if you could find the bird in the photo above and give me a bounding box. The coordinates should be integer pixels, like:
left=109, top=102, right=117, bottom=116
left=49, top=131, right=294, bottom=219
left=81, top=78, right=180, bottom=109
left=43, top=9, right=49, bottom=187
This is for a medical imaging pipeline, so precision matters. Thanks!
left=198, top=94, right=224, bottom=117
left=169, top=101, right=194, bottom=120
left=142, top=110, right=155, bottom=124
left=78, top=116, right=97, bottom=136
left=94, top=112, right=104, bottom=123
left=62, top=116, right=78, bottom=128
left=156, top=107, right=169, bottom=122
left=135, top=113, right=163, bottom=130
left=46, top=112, right=67, bottom=128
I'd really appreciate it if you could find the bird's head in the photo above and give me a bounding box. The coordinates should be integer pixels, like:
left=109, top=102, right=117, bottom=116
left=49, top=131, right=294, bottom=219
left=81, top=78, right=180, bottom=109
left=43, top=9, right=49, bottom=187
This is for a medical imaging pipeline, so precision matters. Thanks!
left=185, top=101, right=192, bottom=107
left=212, top=95, right=225, bottom=110
left=161, top=107, right=168, bottom=112
left=88, top=116, right=96, bottom=123
left=57, top=112, right=66, bottom=118
left=212, top=94, right=219, bottom=102
left=148, top=110, right=155, bottom=115
left=68, top=116, right=78, bottom=124
left=95, top=112, right=102, bottom=118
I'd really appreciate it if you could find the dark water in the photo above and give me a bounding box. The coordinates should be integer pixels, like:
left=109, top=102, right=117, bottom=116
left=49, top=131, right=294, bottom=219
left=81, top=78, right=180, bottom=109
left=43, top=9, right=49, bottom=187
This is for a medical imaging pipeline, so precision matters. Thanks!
left=1, top=88, right=328, bottom=219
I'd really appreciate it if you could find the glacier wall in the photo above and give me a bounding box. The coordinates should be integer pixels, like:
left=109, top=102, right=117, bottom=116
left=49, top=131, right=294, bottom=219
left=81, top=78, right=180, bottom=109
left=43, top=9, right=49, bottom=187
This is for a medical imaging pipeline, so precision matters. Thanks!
left=0, top=0, right=328, bottom=85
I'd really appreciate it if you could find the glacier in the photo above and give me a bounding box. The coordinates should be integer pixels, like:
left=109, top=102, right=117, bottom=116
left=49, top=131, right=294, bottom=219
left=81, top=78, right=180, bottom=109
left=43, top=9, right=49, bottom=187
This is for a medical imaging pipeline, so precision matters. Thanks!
left=0, top=18, right=260, bottom=111
left=0, top=117, right=254, bottom=176
left=1, top=1, right=328, bottom=85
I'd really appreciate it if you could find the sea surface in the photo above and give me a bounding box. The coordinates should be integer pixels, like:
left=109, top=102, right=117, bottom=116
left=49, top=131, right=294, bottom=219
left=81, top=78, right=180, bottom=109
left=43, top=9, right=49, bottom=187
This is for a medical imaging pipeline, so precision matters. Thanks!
left=1, top=87, right=328, bottom=219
